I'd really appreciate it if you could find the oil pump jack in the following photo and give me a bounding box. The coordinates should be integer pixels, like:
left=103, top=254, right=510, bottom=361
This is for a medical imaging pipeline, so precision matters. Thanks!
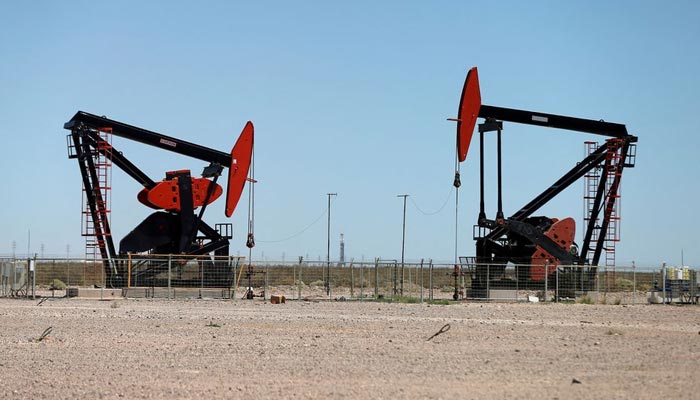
left=454, top=68, right=637, bottom=296
left=64, top=111, right=254, bottom=288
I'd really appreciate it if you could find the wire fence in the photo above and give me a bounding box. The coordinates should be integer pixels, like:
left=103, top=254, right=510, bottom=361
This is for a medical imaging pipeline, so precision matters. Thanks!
left=1, top=256, right=699, bottom=304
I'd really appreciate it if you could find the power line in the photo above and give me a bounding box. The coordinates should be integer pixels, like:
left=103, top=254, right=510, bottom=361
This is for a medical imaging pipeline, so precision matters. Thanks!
left=408, top=187, right=454, bottom=216
left=257, top=197, right=337, bottom=243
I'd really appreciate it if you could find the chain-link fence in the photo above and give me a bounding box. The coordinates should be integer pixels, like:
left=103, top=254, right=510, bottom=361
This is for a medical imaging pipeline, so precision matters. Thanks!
left=1, top=256, right=698, bottom=304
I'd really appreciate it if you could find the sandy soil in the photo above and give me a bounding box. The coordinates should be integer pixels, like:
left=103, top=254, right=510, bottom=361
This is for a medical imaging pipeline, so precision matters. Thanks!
left=0, top=297, right=698, bottom=399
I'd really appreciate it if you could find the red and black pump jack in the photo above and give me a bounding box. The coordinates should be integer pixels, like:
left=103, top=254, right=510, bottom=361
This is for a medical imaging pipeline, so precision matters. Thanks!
left=454, top=68, right=637, bottom=296
left=65, top=111, right=253, bottom=287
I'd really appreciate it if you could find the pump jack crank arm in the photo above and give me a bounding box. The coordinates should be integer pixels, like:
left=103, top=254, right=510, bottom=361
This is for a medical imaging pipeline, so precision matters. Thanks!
left=500, top=219, right=577, bottom=264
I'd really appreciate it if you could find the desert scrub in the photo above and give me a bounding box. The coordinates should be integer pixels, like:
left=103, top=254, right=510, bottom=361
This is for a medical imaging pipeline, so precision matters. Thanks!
left=49, top=279, right=67, bottom=290
left=377, top=296, right=421, bottom=304
left=427, top=299, right=453, bottom=305
left=615, top=278, right=634, bottom=291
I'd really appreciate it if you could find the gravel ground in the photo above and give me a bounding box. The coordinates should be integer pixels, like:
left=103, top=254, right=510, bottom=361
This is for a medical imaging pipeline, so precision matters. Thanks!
left=0, top=297, right=698, bottom=399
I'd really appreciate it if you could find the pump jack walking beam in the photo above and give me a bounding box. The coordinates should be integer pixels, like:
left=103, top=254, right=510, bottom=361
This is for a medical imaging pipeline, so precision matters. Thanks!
left=65, top=111, right=231, bottom=165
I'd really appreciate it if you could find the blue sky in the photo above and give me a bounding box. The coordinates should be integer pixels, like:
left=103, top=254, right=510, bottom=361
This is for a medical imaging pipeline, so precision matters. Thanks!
left=1, top=1, right=699, bottom=267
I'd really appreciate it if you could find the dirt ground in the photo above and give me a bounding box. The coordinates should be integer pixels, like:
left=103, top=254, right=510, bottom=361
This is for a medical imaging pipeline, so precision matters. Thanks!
left=0, top=297, right=698, bottom=400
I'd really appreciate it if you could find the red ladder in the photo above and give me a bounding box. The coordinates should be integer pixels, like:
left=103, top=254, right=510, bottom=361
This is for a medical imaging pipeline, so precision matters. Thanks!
left=583, top=139, right=623, bottom=267
left=82, top=128, right=112, bottom=265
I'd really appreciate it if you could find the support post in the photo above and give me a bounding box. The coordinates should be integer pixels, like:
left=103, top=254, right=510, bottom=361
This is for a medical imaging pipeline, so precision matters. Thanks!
left=544, top=261, right=549, bottom=302
left=515, top=264, right=519, bottom=301
left=127, top=253, right=132, bottom=288
left=168, top=254, right=172, bottom=300
left=297, top=256, right=303, bottom=301
left=360, top=260, right=364, bottom=301
left=478, top=131, right=486, bottom=221
left=662, top=265, right=667, bottom=304
left=486, top=263, right=490, bottom=300
left=374, top=257, right=379, bottom=298
left=233, top=259, right=237, bottom=300
left=397, top=194, right=409, bottom=296
left=420, top=258, right=424, bottom=303
left=429, top=259, right=433, bottom=301
left=350, top=260, right=354, bottom=298
left=326, top=193, right=337, bottom=296
left=31, top=255, right=36, bottom=300
left=632, top=261, right=636, bottom=305
left=496, top=127, right=504, bottom=221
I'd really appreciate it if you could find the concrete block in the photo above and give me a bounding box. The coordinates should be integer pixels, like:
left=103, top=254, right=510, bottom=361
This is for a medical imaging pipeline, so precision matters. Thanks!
left=489, top=289, right=517, bottom=302
left=75, top=287, right=123, bottom=299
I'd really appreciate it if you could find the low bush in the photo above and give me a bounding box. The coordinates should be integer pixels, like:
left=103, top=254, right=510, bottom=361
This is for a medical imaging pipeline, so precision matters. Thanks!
left=428, top=299, right=452, bottom=305
left=615, top=278, right=635, bottom=291
left=49, top=279, right=67, bottom=290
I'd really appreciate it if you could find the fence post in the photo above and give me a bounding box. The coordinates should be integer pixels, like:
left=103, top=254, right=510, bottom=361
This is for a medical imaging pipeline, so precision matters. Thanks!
left=127, top=253, right=132, bottom=289
left=543, top=261, right=548, bottom=302
left=298, top=257, right=303, bottom=300
left=168, top=254, right=172, bottom=300
left=393, top=260, right=398, bottom=297
left=99, top=259, right=104, bottom=300
left=429, top=259, right=433, bottom=301
left=486, top=263, right=490, bottom=301
left=555, top=266, right=559, bottom=303
left=232, top=258, right=237, bottom=300
left=360, top=261, right=364, bottom=301
left=31, top=256, right=36, bottom=300
left=632, top=262, right=636, bottom=305
left=662, top=267, right=667, bottom=304
left=264, top=267, right=268, bottom=301
left=350, top=261, right=354, bottom=298
left=374, top=258, right=379, bottom=298
left=420, top=259, right=424, bottom=303
left=515, top=264, right=519, bottom=301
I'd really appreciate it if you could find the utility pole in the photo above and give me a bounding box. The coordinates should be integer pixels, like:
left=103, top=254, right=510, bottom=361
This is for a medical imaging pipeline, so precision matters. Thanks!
left=326, top=193, right=337, bottom=296
left=397, top=194, right=409, bottom=296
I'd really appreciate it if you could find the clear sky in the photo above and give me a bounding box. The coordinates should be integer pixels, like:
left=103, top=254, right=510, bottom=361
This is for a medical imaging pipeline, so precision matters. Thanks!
left=1, top=1, right=699, bottom=267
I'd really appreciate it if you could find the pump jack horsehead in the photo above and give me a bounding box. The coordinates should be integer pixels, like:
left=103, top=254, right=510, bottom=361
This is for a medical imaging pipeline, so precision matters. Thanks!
left=65, top=111, right=254, bottom=288
left=452, top=67, right=637, bottom=297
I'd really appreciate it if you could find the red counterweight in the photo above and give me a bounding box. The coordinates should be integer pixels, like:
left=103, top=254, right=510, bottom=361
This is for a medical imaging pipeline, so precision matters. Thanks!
left=529, top=217, right=576, bottom=281
left=137, top=171, right=223, bottom=212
